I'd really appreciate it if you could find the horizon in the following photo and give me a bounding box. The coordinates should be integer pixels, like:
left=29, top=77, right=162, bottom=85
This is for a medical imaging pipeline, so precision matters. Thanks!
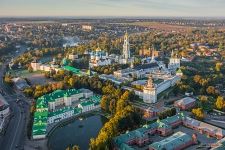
left=1, top=0, right=225, bottom=17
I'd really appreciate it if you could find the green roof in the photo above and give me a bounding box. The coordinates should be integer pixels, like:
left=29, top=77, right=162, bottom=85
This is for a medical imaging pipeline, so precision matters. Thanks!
left=176, top=68, right=183, bottom=73
left=149, top=132, right=192, bottom=150
left=61, top=58, right=70, bottom=66
left=74, top=108, right=82, bottom=114
left=90, top=95, right=101, bottom=102
left=63, top=66, right=81, bottom=75
left=32, top=118, right=47, bottom=136
left=32, top=123, right=47, bottom=135
left=80, top=101, right=94, bottom=107
left=32, top=88, right=99, bottom=138
left=114, top=113, right=186, bottom=148
left=41, top=89, right=81, bottom=102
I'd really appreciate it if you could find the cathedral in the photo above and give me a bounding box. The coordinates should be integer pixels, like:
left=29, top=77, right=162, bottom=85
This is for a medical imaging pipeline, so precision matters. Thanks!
left=89, top=44, right=111, bottom=68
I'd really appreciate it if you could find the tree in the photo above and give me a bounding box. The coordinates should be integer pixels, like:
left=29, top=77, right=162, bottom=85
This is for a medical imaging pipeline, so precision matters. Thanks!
left=100, top=96, right=109, bottom=112
left=192, top=108, right=204, bottom=120
left=23, top=88, right=33, bottom=97
left=4, top=74, right=13, bottom=86
left=199, top=95, right=208, bottom=103
left=68, top=77, right=75, bottom=87
left=72, top=145, right=80, bottom=150
left=193, top=75, right=201, bottom=84
left=215, top=63, right=223, bottom=72
left=28, top=65, right=33, bottom=73
left=215, top=96, right=224, bottom=110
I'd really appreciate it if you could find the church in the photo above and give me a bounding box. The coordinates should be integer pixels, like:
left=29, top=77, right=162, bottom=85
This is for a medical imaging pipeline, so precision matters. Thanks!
left=89, top=44, right=111, bottom=68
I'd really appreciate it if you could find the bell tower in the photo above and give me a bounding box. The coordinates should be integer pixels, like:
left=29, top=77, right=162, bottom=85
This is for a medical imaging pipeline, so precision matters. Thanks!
left=123, top=31, right=131, bottom=61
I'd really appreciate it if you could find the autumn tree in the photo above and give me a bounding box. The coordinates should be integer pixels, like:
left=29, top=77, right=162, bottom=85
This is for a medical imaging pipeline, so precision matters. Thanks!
left=199, top=95, right=208, bottom=103
left=215, top=96, right=225, bottom=110
left=192, top=108, right=204, bottom=120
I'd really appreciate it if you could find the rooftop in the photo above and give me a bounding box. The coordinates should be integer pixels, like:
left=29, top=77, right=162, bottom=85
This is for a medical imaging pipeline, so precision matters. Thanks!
left=63, top=66, right=81, bottom=75
left=175, top=97, right=196, bottom=106
left=149, top=132, right=193, bottom=150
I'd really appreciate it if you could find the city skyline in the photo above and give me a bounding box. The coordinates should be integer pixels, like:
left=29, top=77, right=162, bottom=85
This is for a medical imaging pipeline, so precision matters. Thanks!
left=1, top=0, right=225, bottom=17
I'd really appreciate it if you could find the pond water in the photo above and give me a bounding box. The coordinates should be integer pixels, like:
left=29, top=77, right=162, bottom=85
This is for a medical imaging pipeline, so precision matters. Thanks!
left=48, top=115, right=107, bottom=150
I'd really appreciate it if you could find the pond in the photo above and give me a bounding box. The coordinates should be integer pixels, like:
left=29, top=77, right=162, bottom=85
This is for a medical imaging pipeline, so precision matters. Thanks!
left=48, top=114, right=107, bottom=150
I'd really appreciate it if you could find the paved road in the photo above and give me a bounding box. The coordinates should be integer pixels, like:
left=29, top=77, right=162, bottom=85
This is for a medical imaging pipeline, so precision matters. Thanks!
left=0, top=46, right=30, bottom=150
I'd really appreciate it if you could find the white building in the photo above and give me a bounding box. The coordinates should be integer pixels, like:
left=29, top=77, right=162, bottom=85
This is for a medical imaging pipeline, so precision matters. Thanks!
left=89, top=45, right=111, bottom=68
left=31, top=59, right=61, bottom=73
left=168, top=50, right=181, bottom=71
left=47, top=107, right=75, bottom=124
left=124, top=73, right=181, bottom=104
left=82, top=25, right=93, bottom=31
left=47, top=89, right=88, bottom=111
left=143, top=76, right=157, bottom=103
left=78, top=101, right=99, bottom=113
left=68, top=54, right=79, bottom=60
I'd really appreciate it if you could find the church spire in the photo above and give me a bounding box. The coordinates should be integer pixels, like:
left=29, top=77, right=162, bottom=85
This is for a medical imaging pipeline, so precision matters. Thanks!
left=171, top=50, right=176, bottom=58
left=96, top=43, right=101, bottom=51
left=150, top=45, right=155, bottom=63
left=123, top=31, right=130, bottom=60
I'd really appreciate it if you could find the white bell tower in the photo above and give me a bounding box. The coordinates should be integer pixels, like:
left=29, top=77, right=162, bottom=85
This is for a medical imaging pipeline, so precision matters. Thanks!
left=123, top=31, right=131, bottom=61
left=143, top=75, right=157, bottom=103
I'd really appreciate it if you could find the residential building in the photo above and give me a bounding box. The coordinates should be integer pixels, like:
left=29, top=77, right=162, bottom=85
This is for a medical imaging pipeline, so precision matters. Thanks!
left=78, top=95, right=101, bottom=113
left=149, top=132, right=197, bottom=150
left=174, top=97, right=196, bottom=110
left=82, top=25, right=93, bottom=31
left=47, top=107, right=81, bottom=124
left=183, top=117, right=225, bottom=139
left=211, top=137, right=225, bottom=150
left=113, top=113, right=225, bottom=149
left=32, top=88, right=101, bottom=140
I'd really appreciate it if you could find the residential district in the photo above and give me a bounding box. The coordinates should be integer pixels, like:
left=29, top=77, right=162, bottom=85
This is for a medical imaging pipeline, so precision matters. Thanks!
left=0, top=18, right=225, bottom=150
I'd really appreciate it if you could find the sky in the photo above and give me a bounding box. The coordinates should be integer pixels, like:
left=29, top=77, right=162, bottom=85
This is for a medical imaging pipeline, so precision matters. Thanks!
left=0, top=0, right=225, bottom=17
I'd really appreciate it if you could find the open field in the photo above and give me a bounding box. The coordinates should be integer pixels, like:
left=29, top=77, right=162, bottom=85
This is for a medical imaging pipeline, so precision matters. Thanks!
left=9, top=69, right=55, bottom=85
left=127, top=22, right=193, bottom=32
left=127, top=21, right=225, bottom=32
